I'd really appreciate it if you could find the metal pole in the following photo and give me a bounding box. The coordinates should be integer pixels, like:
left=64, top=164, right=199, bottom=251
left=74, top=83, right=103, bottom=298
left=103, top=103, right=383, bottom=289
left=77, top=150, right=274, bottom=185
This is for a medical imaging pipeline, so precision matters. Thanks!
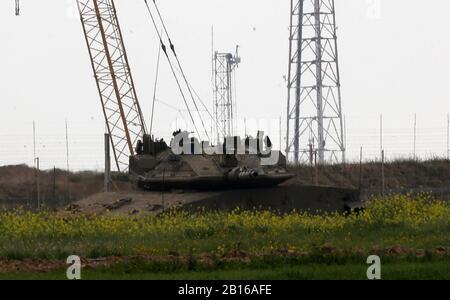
left=343, top=116, right=347, bottom=159
left=380, top=114, right=383, bottom=159
left=36, top=157, right=40, bottom=209
left=359, top=146, right=363, bottom=192
left=33, top=121, right=38, bottom=208
left=53, top=166, right=56, bottom=202
left=447, top=113, right=449, bottom=160
left=65, top=120, right=70, bottom=202
left=104, top=133, right=112, bottom=193
left=211, top=27, right=215, bottom=141
left=381, top=150, right=385, bottom=196
left=309, top=142, right=314, bottom=184
left=279, top=116, right=282, bottom=152
left=33, top=121, right=36, bottom=168
left=414, top=113, right=417, bottom=160
left=332, top=1, right=346, bottom=164
left=244, top=118, right=247, bottom=138
left=293, top=0, right=303, bottom=165
left=314, top=0, right=325, bottom=164
left=314, top=150, right=318, bottom=185
left=162, top=168, right=165, bottom=209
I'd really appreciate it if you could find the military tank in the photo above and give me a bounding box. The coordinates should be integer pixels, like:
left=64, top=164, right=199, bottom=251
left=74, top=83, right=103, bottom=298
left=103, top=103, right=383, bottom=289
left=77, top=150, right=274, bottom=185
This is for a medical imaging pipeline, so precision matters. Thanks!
left=128, top=131, right=362, bottom=215
left=129, top=130, right=295, bottom=191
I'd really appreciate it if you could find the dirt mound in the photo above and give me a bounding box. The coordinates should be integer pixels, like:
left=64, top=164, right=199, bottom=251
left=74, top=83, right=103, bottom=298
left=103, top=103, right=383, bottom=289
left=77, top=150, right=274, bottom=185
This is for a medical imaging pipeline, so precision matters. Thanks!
left=0, top=165, right=133, bottom=209
left=285, top=159, right=450, bottom=197
left=64, top=191, right=215, bottom=215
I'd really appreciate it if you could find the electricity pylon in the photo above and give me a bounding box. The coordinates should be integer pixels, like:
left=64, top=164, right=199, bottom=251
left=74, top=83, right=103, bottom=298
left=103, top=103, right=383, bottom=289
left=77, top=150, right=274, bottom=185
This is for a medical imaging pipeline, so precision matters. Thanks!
left=286, top=0, right=345, bottom=165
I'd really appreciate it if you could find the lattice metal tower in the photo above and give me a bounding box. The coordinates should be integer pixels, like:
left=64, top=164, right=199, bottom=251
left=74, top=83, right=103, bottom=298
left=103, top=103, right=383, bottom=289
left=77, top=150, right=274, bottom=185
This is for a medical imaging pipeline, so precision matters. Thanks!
left=77, top=0, right=146, bottom=172
left=286, top=0, right=345, bottom=165
left=214, top=47, right=241, bottom=143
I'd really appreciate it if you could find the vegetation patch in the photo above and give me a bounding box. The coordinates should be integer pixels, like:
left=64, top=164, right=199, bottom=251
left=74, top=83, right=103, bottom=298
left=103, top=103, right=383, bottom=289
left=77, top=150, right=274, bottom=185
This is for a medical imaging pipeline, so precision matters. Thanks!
left=0, top=194, right=449, bottom=278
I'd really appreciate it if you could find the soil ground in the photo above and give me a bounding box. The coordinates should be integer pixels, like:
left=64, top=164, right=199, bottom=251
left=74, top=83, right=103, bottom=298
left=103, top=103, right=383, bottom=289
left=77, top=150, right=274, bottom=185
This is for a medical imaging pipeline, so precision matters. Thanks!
left=1, top=159, right=449, bottom=209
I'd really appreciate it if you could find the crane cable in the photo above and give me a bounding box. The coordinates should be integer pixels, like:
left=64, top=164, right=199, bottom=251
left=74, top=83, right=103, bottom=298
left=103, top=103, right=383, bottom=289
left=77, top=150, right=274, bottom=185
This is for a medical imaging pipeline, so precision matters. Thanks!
left=143, top=0, right=201, bottom=139
left=149, top=35, right=162, bottom=137
left=171, top=64, right=226, bottom=138
left=154, top=99, right=190, bottom=129
left=150, top=0, right=211, bottom=142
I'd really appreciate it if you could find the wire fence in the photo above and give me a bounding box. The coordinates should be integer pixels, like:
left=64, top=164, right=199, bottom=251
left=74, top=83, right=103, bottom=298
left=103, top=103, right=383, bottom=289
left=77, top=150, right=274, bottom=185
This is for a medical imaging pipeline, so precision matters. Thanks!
left=345, top=113, right=449, bottom=162
left=0, top=113, right=449, bottom=171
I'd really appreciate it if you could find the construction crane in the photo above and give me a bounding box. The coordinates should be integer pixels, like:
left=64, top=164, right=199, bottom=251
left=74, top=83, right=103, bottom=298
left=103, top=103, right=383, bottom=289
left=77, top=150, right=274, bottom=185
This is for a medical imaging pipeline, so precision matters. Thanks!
left=16, top=0, right=147, bottom=172
left=15, top=0, right=219, bottom=172
left=76, top=0, right=147, bottom=172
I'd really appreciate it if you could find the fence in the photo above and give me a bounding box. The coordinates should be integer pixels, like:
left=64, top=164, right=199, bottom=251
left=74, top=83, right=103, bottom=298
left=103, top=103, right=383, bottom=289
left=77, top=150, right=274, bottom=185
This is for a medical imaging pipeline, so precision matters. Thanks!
left=0, top=113, right=449, bottom=171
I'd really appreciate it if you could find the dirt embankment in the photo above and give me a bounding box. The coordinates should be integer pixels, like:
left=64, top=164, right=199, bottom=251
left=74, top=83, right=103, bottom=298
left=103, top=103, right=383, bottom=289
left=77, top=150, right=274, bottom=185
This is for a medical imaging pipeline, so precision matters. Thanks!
left=0, top=159, right=449, bottom=208
left=0, top=165, right=134, bottom=209
left=285, top=159, right=450, bottom=192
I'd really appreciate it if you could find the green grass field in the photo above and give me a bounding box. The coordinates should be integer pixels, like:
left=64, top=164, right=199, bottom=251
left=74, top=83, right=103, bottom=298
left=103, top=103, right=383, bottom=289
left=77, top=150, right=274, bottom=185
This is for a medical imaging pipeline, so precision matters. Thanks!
left=0, top=194, right=449, bottom=280
left=1, top=260, right=450, bottom=280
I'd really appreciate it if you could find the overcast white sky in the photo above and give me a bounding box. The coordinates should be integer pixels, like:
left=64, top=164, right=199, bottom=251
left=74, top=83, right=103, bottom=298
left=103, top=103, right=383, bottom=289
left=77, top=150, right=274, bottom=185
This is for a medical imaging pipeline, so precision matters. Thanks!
left=1, top=0, right=450, bottom=170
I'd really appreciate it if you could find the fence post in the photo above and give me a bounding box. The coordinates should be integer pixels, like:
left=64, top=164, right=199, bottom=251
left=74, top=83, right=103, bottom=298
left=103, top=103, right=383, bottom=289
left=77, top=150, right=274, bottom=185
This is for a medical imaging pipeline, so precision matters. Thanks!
left=381, top=150, right=385, bottom=196
left=36, top=157, right=40, bottom=209
left=104, top=133, right=112, bottom=193
left=359, top=147, right=363, bottom=192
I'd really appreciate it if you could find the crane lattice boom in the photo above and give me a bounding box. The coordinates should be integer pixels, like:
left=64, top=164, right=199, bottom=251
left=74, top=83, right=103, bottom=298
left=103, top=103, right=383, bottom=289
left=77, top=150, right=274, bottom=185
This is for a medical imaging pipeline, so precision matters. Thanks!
left=77, top=0, right=146, bottom=172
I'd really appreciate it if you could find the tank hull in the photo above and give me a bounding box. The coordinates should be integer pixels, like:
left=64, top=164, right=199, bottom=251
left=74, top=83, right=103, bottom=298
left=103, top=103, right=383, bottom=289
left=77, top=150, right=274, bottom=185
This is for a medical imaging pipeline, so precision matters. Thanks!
left=176, top=185, right=361, bottom=215
left=137, top=173, right=295, bottom=191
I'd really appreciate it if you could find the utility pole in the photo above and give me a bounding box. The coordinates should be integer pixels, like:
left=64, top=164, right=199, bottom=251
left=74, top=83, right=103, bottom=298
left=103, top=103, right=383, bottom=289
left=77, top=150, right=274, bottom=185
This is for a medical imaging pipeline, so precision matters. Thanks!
left=286, top=0, right=345, bottom=165
left=344, top=115, right=347, bottom=165
left=104, top=133, right=112, bottom=192
left=381, top=150, right=385, bottom=196
left=65, top=120, right=70, bottom=202
left=33, top=121, right=36, bottom=168
left=36, top=157, right=40, bottom=209
left=32, top=121, right=39, bottom=209
left=244, top=118, right=247, bottom=138
left=279, top=116, right=282, bottom=152
left=447, top=113, right=449, bottom=160
left=314, top=150, right=318, bottom=185
left=413, top=113, right=417, bottom=160
left=359, top=146, right=363, bottom=192
left=309, top=141, right=314, bottom=184
left=162, top=168, right=166, bottom=209
left=380, top=114, right=383, bottom=159
left=53, top=166, right=56, bottom=203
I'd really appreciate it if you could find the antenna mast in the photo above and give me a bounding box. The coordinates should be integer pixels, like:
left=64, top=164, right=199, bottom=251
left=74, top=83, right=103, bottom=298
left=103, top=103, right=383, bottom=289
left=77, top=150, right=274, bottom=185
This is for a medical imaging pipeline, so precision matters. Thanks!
left=214, top=46, right=241, bottom=143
